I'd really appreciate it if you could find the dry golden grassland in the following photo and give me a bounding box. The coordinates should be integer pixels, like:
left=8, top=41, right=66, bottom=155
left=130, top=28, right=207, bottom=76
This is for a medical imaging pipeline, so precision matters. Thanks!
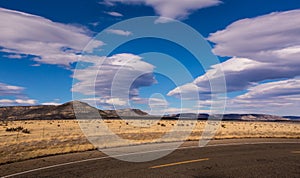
left=0, top=119, right=299, bottom=164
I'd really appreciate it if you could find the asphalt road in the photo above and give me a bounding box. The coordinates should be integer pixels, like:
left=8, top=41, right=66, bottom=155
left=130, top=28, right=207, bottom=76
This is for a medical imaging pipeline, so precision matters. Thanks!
left=1, top=139, right=299, bottom=178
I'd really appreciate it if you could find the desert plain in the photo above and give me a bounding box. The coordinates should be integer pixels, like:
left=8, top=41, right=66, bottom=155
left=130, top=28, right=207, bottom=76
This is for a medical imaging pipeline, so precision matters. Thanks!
left=0, top=119, right=299, bottom=164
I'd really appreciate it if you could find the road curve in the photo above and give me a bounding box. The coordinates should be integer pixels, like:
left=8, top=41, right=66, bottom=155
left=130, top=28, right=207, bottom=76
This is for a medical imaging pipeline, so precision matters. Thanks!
left=1, top=138, right=299, bottom=178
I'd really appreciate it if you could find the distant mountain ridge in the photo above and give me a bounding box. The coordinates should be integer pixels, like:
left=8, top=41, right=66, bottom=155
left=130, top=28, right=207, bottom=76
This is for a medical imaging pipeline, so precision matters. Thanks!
left=103, top=108, right=148, bottom=117
left=0, top=101, right=297, bottom=121
left=164, top=113, right=293, bottom=121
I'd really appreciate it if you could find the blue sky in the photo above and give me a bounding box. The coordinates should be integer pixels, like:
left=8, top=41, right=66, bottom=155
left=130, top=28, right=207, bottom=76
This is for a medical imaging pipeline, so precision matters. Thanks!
left=0, top=0, right=299, bottom=115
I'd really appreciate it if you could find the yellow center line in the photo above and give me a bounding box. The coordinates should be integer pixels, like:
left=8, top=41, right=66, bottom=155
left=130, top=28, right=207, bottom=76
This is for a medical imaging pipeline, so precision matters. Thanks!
left=291, top=151, right=300, bottom=154
left=149, top=158, right=209, bottom=169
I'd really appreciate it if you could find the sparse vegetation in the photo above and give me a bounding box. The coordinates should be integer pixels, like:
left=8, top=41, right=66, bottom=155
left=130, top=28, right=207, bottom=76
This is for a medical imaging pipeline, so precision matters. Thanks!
left=22, top=128, right=31, bottom=134
left=5, top=126, right=24, bottom=132
left=5, top=126, right=31, bottom=135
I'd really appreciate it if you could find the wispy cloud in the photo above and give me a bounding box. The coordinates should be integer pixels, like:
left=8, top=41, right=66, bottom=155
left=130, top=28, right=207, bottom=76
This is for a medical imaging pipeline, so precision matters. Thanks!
left=98, top=0, right=115, bottom=6
left=0, top=82, right=37, bottom=106
left=103, top=0, right=222, bottom=23
left=226, top=78, right=300, bottom=115
left=106, top=29, right=132, bottom=36
left=3, top=54, right=24, bottom=59
left=0, top=82, right=24, bottom=97
left=106, top=11, right=123, bottom=17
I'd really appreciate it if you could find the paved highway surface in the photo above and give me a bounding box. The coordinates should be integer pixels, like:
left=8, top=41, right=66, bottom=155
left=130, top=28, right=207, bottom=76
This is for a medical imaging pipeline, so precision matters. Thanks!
left=1, top=138, right=299, bottom=178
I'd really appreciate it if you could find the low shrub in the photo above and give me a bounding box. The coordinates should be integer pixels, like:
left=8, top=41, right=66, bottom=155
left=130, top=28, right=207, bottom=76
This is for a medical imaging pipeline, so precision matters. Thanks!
left=22, top=129, right=31, bottom=134
left=5, top=126, right=30, bottom=134
left=5, top=127, right=23, bottom=132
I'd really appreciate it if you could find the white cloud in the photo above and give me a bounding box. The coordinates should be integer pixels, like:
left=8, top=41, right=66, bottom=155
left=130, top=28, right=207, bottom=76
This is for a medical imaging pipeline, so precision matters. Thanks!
left=3, top=54, right=24, bottom=59
left=98, top=1, right=115, bottom=6
left=168, top=58, right=259, bottom=96
left=167, top=83, right=201, bottom=99
left=148, top=97, right=168, bottom=107
left=105, top=98, right=127, bottom=106
left=147, top=97, right=169, bottom=116
left=0, top=83, right=24, bottom=97
left=104, top=0, right=221, bottom=23
left=236, top=79, right=300, bottom=100
left=73, top=53, right=156, bottom=107
left=146, top=107, right=212, bottom=115
left=0, top=99, right=36, bottom=106
left=226, top=78, right=300, bottom=115
left=106, top=11, right=123, bottom=17
left=89, top=22, right=100, bottom=27
left=0, top=82, right=38, bottom=106
left=0, top=8, right=103, bottom=67
left=42, top=102, right=61, bottom=106
left=82, top=97, right=128, bottom=107
left=208, top=9, right=300, bottom=65
left=106, top=29, right=133, bottom=36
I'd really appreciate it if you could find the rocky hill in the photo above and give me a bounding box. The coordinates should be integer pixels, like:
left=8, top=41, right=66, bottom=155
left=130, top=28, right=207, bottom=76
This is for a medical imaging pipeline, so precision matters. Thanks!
left=0, top=101, right=148, bottom=120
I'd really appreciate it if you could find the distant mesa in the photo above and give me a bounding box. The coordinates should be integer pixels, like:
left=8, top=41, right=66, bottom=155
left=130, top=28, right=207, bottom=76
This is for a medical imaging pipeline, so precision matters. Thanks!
left=162, top=113, right=291, bottom=122
left=0, top=101, right=297, bottom=122
left=283, top=116, right=300, bottom=120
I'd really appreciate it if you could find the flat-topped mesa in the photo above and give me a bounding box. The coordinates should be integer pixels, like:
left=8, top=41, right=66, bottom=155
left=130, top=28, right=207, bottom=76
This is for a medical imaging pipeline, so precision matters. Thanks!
left=163, top=113, right=291, bottom=121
